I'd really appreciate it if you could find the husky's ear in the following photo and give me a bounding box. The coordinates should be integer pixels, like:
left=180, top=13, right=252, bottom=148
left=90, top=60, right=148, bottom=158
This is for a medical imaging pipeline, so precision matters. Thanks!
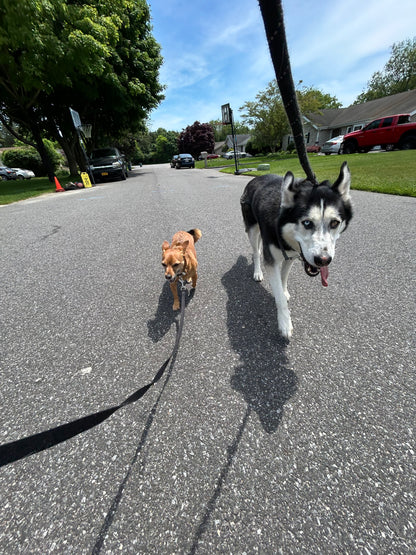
left=281, top=171, right=299, bottom=207
left=332, top=162, right=351, bottom=201
left=162, top=240, right=170, bottom=252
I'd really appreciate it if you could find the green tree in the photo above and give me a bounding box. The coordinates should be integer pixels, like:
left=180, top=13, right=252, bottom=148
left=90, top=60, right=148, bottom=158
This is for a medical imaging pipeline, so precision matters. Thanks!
left=0, top=0, right=164, bottom=179
left=208, top=119, right=252, bottom=142
left=240, top=80, right=342, bottom=152
left=240, top=80, right=289, bottom=152
left=297, top=85, right=342, bottom=113
left=154, top=130, right=179, bottom=162
left=355, top=37, right=416, bottom=103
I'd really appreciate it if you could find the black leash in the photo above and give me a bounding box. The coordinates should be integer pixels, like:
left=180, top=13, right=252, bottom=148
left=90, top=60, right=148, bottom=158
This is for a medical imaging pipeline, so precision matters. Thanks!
left=0, top=288, right=187, bottom=468
left=258, top=0, right=317, bottom=186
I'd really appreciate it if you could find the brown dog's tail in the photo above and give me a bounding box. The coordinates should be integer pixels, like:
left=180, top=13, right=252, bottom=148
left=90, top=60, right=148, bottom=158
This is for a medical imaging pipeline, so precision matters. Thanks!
left=187, top=228, right=202, bottom=243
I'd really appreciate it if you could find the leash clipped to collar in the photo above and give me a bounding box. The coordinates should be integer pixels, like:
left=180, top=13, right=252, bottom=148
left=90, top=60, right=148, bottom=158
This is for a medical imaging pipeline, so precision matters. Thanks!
left=258, top=0, right=318, bottom=187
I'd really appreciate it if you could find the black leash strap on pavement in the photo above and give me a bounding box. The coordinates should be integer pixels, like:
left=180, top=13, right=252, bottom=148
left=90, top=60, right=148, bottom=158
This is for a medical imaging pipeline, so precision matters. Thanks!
left=258, top=0, right=317, bottom=185
left=0, top=290, right=186, bottom=468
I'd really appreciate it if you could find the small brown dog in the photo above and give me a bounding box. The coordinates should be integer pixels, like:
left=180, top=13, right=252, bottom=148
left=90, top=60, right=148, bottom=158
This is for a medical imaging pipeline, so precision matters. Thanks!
left=161, top=229, right=202, bottom=310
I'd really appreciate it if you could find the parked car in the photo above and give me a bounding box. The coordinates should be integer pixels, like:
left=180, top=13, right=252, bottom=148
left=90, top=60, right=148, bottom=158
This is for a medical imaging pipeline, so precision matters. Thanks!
left=12, top=168, right=35, bottom=179
left=223, top=151, right=248, bottom=159
left=175, top=153, right=195, bottom=169
left=170, top=155, right=179, bottom=168
left=306, top=144, right=321, bottom=153
left=197, top=153, right=220, bottom=160
left=321, top=136, right=344, bottom=155
left=0, top=166, right=17, bottom=180
left=88, top=147, right=128, bottom=181
left=341, top=114, right=416, bottom=154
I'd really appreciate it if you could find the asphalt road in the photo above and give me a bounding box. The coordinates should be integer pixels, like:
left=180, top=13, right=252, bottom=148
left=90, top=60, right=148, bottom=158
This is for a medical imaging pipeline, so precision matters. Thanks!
left=0, top=163, right=415, bottom=554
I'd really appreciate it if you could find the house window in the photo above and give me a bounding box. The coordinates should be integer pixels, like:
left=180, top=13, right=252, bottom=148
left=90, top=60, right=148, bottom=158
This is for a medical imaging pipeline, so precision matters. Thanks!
left=353, top=124, right=363, bottom=131
left=347, top=126, right=352, bottom=133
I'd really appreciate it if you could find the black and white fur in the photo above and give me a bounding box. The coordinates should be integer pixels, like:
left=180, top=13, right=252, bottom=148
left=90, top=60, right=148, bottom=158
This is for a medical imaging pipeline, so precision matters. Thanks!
left=241, top=162, right=353, bottom=339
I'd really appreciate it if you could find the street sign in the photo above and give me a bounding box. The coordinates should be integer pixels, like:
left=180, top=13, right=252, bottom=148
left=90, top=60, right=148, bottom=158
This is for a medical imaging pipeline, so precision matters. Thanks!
left=81, top=172, right=92, bottom=188
left=69, top=107, right=81, bottom=129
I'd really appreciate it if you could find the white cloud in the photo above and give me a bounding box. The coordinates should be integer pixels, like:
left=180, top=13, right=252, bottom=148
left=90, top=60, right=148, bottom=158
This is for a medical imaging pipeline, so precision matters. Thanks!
left=148, top=0, right=416, bottom=130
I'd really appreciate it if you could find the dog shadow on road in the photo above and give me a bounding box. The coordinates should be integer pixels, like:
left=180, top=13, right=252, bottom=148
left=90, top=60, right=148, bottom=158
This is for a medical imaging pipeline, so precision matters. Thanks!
left=147, top=281, right=195, bottom=343
left=189, top=256, right=299, bottom=553
left=221, top=255, right=298, bottom=434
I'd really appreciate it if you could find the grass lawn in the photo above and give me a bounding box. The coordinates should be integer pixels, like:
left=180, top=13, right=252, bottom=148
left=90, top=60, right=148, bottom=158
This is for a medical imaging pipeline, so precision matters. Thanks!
left=0, top=175, right=81, bottom=205
left=198, top=150, right=416, bottom=197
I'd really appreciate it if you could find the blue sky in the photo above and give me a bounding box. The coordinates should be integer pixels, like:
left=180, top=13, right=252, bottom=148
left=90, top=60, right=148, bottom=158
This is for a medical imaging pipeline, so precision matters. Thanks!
left=147, top=0, right=415, bottom=131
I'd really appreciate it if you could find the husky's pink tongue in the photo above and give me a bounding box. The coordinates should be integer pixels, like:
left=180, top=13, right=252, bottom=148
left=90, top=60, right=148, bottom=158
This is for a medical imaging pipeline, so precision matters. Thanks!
left=320, top=266, right=329, bottom=287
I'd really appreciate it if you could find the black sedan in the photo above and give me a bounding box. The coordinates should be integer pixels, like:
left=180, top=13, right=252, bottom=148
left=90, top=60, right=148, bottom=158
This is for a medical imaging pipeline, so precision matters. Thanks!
left=175, top=154, right=195, bottom=169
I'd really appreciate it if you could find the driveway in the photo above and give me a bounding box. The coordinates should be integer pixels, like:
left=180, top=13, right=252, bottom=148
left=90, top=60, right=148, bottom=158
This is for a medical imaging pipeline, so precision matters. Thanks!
left=0, top=164, right=415, bottom=553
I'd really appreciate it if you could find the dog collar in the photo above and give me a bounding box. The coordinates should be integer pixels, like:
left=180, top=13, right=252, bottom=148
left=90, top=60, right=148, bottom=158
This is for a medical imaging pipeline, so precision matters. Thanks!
left=276, top=233, right=301, bottom=262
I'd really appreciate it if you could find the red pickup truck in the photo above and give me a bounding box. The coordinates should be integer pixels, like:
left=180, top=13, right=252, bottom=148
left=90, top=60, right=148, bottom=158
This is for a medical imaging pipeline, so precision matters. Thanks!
left=341, top=114, right=416, bottom=154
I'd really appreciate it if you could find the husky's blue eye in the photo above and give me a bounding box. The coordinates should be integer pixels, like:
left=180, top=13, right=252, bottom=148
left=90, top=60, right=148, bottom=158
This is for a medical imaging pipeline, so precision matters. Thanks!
left=302, top=220, right=313, bottom=229
left=330, top=219, right=340, bottom=229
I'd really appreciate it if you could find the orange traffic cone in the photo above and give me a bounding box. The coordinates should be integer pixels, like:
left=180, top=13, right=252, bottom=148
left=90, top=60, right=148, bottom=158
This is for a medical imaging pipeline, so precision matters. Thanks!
left=54, top=176, right=65, bottom=192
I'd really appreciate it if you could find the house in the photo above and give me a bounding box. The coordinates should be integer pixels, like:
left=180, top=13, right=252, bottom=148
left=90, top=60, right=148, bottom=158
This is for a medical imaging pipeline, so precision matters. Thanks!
left=283, top=89, right=416, bottom=149
left=213, top=141, right=226, bottom=155
left=225, top=134, right=251, bottom=153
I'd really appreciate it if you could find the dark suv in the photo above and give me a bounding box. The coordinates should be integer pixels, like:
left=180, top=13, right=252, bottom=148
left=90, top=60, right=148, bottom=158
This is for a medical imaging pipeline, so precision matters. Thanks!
left=89, top=147, right=128, bottom=182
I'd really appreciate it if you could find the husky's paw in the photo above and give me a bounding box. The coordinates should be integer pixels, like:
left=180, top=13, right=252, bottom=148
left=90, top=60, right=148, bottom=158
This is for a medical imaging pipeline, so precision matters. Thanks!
left=253, top=270, right=264, bottom=282
left=278, top=312, right=293, bottom=339
left=284, top=289, right=290, bottom=302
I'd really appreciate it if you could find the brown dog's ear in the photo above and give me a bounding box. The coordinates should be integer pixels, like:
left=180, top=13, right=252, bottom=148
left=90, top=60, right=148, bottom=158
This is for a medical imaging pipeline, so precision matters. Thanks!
left=162, top=240, right=170, bottom=252
left=181, top=240, right=189, bottom=252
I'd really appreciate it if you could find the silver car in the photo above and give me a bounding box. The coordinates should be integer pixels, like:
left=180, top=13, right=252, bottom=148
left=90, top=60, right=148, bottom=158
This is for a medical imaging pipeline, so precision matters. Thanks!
left=12, top=168, right=35, bottom=179
left=321, top=135, right=344, bottom=155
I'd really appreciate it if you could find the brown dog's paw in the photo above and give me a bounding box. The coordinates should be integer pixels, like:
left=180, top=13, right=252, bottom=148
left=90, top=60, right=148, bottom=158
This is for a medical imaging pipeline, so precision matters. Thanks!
left=172, top=302, right=180, bottom=311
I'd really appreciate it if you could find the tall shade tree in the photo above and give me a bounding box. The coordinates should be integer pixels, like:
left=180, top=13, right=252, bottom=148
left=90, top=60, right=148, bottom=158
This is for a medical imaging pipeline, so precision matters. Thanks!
left=0, top=0, right=164, bottom=179
left=240, top=80, right=289, bottom=153
left=355, top=37, right=416, bottom=104
left=240, top=80, right=341, bottom=152
left=297, top=85, right=342, bottom=112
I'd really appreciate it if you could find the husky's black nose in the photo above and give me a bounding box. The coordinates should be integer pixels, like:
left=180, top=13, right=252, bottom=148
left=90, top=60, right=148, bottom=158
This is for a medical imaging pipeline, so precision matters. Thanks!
left=314, top=255, right=332, bottom=267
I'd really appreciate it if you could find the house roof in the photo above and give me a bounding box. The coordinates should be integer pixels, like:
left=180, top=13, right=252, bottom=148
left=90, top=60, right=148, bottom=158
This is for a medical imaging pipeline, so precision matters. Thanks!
left=214, top=141, right=225, bottom=153
left=226, top=134, right=251, bottom=147
left=304, top=89, right=416, bottom=129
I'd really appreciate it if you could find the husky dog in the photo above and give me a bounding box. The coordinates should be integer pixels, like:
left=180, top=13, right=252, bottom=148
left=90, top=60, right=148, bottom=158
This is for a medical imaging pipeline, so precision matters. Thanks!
left=240, top=162, right=353, bottom=339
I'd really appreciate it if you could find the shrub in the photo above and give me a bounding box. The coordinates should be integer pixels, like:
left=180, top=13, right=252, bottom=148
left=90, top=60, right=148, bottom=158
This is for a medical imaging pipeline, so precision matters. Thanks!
left=2, top=147, right=43, bottom=175
left=2, top=140, right=63, bottom=176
